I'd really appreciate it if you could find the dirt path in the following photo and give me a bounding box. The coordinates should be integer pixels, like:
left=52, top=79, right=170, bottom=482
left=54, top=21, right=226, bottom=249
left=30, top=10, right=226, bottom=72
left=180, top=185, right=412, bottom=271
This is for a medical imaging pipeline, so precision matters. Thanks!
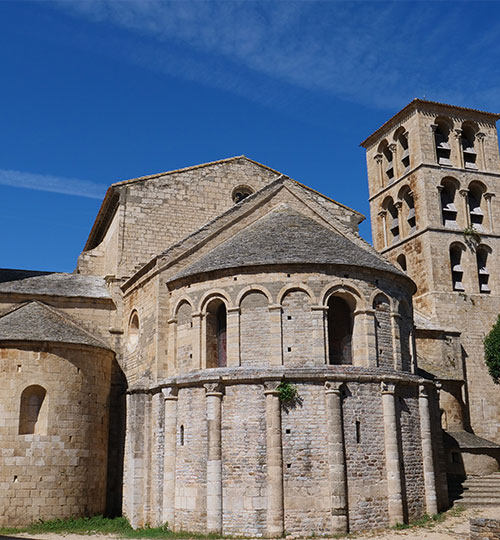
left=7, top=506, right=500, bottom=540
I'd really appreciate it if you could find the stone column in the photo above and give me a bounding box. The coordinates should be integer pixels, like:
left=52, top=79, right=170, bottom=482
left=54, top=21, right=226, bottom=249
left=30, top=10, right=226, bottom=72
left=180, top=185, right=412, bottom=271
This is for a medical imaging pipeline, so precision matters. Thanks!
left=324, top=381, right=348, bottom=534
left=312, top=305, right=328, bottom=365
left=430, top=124, right=439, bottom=163
left=381, top=382, right=404, bottom=526
left=476, top=131, right=486, bottom=170
left=394, top=200, right=403, bottom=240
left=389, top=142, right=398, bottom=180
left=162, top=386, right=178, bottom=528
left=268, top=305, right=283, bottom=366
left=454, top=129, right=464, bottom=169
left=378, top=210, right=388, bottom=248
left=390, top=310, right=402, bottom=370
left=192, top=312, right=202, bottom=370
left=226, top=307, right=240, bottom=367
left=264, top=381, right=284, bottom=538
left=484, top=192, right=494, bottom=233
left=375, top=153, right=383, bottom=190
left=418, top=385, right=438, bottom=516
left=167, top=317, right=177, bottom=376
left=150, top=392, right=165, bottom=526
left=205, top=381, right=224, bottom=534
left=459, top=189, right=470, bottom=227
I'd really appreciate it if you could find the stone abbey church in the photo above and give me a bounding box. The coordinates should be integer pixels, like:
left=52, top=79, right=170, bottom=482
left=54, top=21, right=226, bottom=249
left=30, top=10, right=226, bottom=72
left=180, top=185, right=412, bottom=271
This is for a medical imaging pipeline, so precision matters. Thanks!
left=2, top=99, right=500, bottom=534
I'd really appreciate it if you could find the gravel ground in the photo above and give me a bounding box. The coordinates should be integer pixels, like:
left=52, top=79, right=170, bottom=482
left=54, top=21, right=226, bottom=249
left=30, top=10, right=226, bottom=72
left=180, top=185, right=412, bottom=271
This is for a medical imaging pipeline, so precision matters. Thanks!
left=6, top=506, right=500, bottom=540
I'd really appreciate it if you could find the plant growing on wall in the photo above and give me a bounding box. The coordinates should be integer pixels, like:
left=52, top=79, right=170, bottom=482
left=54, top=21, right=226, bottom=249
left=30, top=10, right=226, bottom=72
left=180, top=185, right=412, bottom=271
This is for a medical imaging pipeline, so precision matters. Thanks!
left=484, top=315, right=500, bottom=384
left=277, top=381, right=302, bottom=412
left=463, top=226, right=481, bottom=251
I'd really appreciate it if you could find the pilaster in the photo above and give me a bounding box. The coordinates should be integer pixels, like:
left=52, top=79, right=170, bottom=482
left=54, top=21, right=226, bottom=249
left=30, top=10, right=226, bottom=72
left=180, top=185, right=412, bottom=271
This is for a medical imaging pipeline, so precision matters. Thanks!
left=162, top=386, right=179, bottom=528
left=418, top=385, right=438, bottom=515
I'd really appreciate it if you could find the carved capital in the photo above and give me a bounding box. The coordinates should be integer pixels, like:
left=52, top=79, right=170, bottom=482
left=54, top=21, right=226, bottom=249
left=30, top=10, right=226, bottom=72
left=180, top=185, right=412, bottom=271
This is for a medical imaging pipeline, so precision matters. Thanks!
left=459, top=188, right=469, bottom=198
left=388, top=143, right=397, bottom=154
left=162, top=386, right=179, bottom=401
left=324, top=380, right=343, bottom=395
left=374, top=153, right=383, bottom=164
left=378, top=210, right=387, bottom=218
left=381, top=381, right=396, bottom=395
left=484, top=192, right=495, bottom=201
left=419, top=384, right=430, bottom=399
left=204, top=381, right=224, bottom=396
left=435, top=381, right=442, bottom=394
left=454, top=128, right=463, bottom=139
left=436, top=185, right=444, bottom=193
left=394, top=201, right=403, bottom=211
left=430, top=123, right=438, bottom=133
left=263, top=380, right=282, bottom=395
left=476, top=131, right=486, bottom=142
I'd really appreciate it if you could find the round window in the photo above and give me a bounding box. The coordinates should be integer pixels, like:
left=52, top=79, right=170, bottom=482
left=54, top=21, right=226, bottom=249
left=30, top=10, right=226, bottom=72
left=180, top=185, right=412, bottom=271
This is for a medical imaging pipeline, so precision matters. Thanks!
left=232, top=185, right=254, bottom=204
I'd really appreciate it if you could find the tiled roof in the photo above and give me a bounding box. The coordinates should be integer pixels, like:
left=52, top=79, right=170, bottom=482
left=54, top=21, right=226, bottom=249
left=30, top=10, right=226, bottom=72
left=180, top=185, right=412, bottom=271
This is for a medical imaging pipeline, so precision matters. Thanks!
left=0, top=301, right=111, bottom=350
left=0, top=269, right=111, bottom=299
left=172, top=205, right=404, bottom=281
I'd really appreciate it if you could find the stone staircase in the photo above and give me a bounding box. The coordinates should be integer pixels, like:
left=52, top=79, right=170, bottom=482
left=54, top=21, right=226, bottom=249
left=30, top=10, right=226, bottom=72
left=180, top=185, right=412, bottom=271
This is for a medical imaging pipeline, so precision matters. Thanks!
left=450, top=473, right=500, bottom=507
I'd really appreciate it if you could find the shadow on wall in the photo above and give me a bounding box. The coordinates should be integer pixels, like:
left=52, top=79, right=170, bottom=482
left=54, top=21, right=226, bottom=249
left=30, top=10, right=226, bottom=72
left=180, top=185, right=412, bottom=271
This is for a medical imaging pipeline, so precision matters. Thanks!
left=105, top=359, right=128, bottom=517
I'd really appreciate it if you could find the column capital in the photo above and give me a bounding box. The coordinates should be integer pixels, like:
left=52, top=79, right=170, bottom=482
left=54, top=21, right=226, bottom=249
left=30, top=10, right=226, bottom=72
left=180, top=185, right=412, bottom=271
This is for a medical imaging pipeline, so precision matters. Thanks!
left=167, top=317, right=178, bottom=325
left=459, top=188, right=469, bottom=197
left=454, top=128, right=463, bottom=139
left=354, top=308, right=375, bottom=316
left=381, top=381, right=396, bottom=395
left=227, top=306, right=240, bottom=314
left=436, top=184, right=444, bottom=192
left=161, top=386, right=179, bottom=401
left=390, top=311, right=402, bottom=320
left=435, top=381, right=442, bottom=394
left=484, top=192, right=495, bottom=200
left=204, top=381, right=224, bottom=396
left=324, top=380, right=344, bottom=395
left=476, top=131, right=486, bottom=142
left=264, top=380, right=282, bottom=395
left=192, top=311, right=203, bottom=319
left=374, top=153, right=383, bottom=164
left=311, top=305, right=329, bottom=312
left=394, top=201, right=403, bottom=210
left=378, top=209, right=387, bottom=218
left=268, top=304, right=282, bottom=312
left=388, top=143, right=397, bottom=153
left=418, top=384, right=431, bottom=398
left=430, top=123, right=438, bottom=133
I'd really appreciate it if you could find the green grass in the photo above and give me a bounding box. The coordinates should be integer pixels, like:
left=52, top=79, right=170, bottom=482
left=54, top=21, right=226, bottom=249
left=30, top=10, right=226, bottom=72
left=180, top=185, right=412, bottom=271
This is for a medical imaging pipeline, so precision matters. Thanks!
left=0, top=515, right=223, bottom=538
left=391, top=505, right=465, bottom=531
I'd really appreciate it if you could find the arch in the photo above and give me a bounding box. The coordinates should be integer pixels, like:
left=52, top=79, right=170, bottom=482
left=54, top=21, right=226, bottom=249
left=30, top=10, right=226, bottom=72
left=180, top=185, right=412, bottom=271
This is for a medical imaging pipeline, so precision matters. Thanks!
left=176, top=301, right=194, bottom=373
left=236, top=285, right=273, bottom=306
left=281, top=288, right=313, bottom=367
left=240, top=290, right=270, bottom=367
left=198, top=289, right=232, bottom=313
left=396, top=254, right=407, bottom=272
left=434, top=117, right=452, bottom=166
left=476, top=244, right=492, bottom=293
left=368, top=289, right=396, bottom=312
left=327, top=295, right=354, bottom=365
left=440, top=177, right=460, bottom=228
left=232, top=184, right=254, bottom=204
left=173, top=296, right=194, bottom=317
left=468, top=180, right=487, bottom=231
left=373, top=293, right=393, bottom=368
left=449, top=242, right=466, bottom=291
left=205, top=298, right=227, bottom=368
left=19, top=385, right=48, bottom=435
left=378, top=139, right=394, bottom=182
left=462, top=122, right=479, bottom=170
left=382, top=196, right=399, bottom=243
left=394, top=126, right=410, bottom=171
left=320, top=282, right=364, bottom=310
left=127, top=310, right=140, bottom=353
left=398, top=185, right=416, bottom=236
left=276, top=284, right=316, bottom=305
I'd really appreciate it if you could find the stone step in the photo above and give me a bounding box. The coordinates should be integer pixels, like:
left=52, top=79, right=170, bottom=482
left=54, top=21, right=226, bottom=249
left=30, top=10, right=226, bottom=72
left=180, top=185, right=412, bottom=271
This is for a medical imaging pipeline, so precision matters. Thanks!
left=453, top=498, right=500, bottom=507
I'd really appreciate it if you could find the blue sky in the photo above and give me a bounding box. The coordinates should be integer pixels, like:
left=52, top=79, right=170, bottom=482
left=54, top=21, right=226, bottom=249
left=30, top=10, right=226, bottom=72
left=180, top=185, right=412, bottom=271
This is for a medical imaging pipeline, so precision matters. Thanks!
left=1, top=0, right=499, bottom=272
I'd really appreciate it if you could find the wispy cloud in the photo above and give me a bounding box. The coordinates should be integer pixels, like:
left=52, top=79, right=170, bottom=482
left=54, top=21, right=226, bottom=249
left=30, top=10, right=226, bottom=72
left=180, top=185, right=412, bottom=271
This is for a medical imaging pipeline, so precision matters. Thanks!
left=0, top=169, right=106, bottom=199
left=52, top=1, right=500, bottom=110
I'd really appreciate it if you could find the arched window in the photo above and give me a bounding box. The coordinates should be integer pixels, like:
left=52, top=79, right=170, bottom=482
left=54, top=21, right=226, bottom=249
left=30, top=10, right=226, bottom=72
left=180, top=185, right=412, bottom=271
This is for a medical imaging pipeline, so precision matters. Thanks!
left=462, top=123, right=478, bottom=170
left=440, top=178, right=459, bottom=228
left=397, top=254, right=407, bottom=272
left=327, top=296, right=353, bottom=365
left=399, top=186, right=416, bottom=235
left=127, top=311, right=140, bottom=352
left=476, top=245, right=491, bottom=293
left=383, top=197, right=399, bottom=243
left=379, top=140, right=394, bottom=182
left=19, top=385, right=47, bottom=435
left=434, top=119, right=452, bottom=166
left=232, top=185, right=254, bottom=203
left=450, top=243, right=465, bottom=291
left=373, top=294, right=393, bottom=369
left=206, top=299, right=227, bottom=368
left=395, top=127, right=410, bottom=172
left=468, top=181, right=486, bottom=231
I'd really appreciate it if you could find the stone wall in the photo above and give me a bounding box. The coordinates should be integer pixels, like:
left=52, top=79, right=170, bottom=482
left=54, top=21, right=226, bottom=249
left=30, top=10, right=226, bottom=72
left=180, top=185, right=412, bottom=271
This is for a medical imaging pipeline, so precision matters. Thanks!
left=470, top=518, right=500, bottom=539
left=0, top=343, right=113, bottom=526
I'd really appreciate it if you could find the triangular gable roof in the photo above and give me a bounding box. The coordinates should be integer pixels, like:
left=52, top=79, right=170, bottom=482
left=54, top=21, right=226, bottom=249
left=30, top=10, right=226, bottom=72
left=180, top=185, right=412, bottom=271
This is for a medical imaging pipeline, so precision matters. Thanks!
left=0, top=301, right=112, bottom=350
left=172, top=204, right=404, bottom=281
left=84, top=156, right=362, bottom=252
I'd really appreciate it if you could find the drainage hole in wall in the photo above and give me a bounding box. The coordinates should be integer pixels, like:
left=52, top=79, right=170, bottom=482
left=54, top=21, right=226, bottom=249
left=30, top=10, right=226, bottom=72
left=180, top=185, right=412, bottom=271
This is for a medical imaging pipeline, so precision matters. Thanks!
left=287, top=347, right=292, bottom=352
left=13, top=476, right=17, bottom=482
left=285, top=429, right=291, bottom=434
left=287, top=315, right=292, bottom=320
left=286, top=463, right=291, bottom=469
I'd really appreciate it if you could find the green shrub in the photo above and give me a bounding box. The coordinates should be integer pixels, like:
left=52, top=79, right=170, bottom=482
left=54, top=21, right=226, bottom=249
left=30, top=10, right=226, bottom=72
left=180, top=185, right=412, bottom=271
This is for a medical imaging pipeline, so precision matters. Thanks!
left=484, top=314, right=500, bottom=384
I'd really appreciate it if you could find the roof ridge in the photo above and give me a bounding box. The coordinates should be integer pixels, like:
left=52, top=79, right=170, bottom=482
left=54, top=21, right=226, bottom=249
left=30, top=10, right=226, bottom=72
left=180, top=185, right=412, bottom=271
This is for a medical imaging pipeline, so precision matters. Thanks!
left=110, top=155, right=283, bottom=188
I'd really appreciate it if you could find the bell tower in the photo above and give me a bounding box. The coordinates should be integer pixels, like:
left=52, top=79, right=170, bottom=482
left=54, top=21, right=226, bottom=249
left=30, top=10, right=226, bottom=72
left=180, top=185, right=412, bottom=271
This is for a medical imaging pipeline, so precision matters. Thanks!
left=362, top=99, right=500, bottom=455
